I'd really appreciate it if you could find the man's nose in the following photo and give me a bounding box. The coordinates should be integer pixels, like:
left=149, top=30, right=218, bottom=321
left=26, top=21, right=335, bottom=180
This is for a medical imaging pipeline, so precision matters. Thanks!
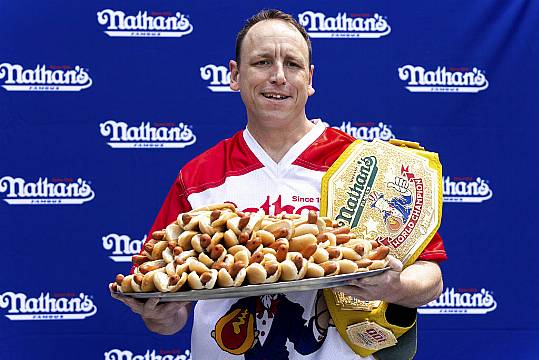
left=270, top=63, right=286, bottom=85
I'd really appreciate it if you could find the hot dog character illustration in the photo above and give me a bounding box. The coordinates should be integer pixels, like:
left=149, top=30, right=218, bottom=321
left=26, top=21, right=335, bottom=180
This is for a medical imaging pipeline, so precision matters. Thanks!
left=212, top=291, right=330, bottom=359
left=212, top=307, right=257, bottom=355
left=369, top=176, right=413, bottom=233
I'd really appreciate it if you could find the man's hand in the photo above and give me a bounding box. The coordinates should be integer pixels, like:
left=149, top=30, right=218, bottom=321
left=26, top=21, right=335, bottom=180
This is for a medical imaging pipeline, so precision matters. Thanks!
left=110, top=287, right=192, bottom=335
left=334, top=257, right=443, bottom=308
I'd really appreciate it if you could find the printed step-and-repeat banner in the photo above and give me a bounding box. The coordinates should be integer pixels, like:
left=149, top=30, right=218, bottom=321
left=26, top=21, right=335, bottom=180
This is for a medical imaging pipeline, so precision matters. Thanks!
left=1, top=1, right=538, bottom=359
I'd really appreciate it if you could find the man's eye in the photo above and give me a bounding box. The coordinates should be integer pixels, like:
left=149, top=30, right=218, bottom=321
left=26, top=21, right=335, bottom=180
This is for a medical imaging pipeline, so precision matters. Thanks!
left=287, top=61, right=300, bottom=67
left=256, top=60, right=270, bottom=65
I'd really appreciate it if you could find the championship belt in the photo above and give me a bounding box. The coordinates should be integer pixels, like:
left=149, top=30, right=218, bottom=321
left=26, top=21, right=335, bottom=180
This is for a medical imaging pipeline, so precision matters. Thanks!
left=320, top=138, right=442, bottom=358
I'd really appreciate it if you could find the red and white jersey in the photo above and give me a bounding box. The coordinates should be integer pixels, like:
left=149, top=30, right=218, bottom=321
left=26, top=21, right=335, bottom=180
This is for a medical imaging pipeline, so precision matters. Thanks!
left=145, top=119, right=447, bottom=360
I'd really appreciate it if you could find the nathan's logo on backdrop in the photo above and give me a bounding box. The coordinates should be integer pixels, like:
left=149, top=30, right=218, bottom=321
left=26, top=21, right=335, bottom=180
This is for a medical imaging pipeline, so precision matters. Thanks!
left=0, top=176, right=95, bottom=205
left=104, top=349, right=191, bottom=360
left=200, top=64, right=234, bottom=92
left=298, top=11, right=390, bottom=38
left=418, top=287, right=497, bottom=314
left=398, top=65, right=489, bottom=93
left=103, top=233, right=146, bottom=262
left=97, top=9, right=193, bottom=38
left=0, top=63, right=92, bottom=91
left=323, top=121, right=395, bottom=140
left=443, top=176, right=492, bottom=203
left=100, top=120, right=196, bottom=148
left=0, top=292, right=97, bottom=320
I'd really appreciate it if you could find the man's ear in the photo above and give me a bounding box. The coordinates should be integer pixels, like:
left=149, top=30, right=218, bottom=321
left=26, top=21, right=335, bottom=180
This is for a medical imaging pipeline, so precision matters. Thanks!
left=229, top=60, right=240, bottom=91
left=308, top=64, right=315, bottom=96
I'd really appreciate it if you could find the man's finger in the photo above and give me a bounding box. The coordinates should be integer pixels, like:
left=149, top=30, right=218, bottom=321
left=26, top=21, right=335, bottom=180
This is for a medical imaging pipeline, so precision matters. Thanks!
left=333, top=285, right=357, bottom=294
left=386, top=255, right=403, bottom=272
left=161, top=301, right=189, bottom=315
left=116, top=297, right=145, bottom=315
left=349, top=275, right=382, bottom=288
left=110, top=291, right=124, bottom=301
left=143, top=297, right=161, bottom=314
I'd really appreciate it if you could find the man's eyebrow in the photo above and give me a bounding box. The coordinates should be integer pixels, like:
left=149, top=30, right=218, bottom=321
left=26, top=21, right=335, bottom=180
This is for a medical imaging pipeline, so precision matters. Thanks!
left=249, top=52, right=306, bottom=63
left=285, top=55, right=304, bottom=63
left=250, top=52, right=273, bottom=59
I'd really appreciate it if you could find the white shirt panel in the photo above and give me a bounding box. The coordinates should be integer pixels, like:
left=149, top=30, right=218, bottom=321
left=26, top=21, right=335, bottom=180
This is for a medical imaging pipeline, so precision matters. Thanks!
left=188, top=122, right=372, bottom=360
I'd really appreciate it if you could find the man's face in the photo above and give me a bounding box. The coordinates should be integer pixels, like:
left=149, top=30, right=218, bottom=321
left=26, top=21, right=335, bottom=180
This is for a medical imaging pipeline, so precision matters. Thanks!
left=230, top=20, right=314, bottom=129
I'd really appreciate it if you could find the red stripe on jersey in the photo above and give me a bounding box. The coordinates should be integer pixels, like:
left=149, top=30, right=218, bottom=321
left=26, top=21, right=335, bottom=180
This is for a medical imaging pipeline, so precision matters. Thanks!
left=293, top=127, right=355, bottom=171
left=181, top=131, right=263, bottom=196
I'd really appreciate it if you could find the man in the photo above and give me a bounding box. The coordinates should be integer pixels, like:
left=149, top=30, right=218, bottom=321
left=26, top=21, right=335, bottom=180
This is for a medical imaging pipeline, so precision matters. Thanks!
left=111, top=9, right=446, bottom=359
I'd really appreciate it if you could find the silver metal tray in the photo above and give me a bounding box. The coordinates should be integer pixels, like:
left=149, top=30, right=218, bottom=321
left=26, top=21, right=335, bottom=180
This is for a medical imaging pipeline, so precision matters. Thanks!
left=119, top=267, right=388, bottom=302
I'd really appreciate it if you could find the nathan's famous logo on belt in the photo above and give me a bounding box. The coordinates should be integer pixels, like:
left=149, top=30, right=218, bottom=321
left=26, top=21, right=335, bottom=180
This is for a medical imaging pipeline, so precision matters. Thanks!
left=334, top=156, right=378, bottom=228
left=102, top=233, right=146, bottom=262
left=104, top=349, right=191, bottom=360
left=0, top=292, right=97, bottom=320
left=0, top=176, right=95, bottom=205
left=200, top=64, right=234, bottom=92
left=398, top=65, right=489, bottom=93
left=0, top=63, right=92, bottom=91
left=298, top=11, right=390, bottom=38
left=97, top=9, right=193, bottom=38
left=336, top=163, right=426, bottom=250
left=323, top=121, right=395, bottom=141
left=323, top=139, right=441, bottom=264
left=443, top=176, right=492, bottom=203
left=418, top=287, right=497, bottom=315
left=99, top=120, right=196, bottom=148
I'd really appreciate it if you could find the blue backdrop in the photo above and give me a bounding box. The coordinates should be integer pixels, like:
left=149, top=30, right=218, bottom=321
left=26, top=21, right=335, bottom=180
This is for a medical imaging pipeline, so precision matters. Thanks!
left=1, top=1, right=538, bottom=359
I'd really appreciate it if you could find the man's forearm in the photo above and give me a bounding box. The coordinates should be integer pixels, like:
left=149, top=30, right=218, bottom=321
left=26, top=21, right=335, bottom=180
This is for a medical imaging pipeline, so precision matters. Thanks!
left=390, top=260, right=443, bottom=308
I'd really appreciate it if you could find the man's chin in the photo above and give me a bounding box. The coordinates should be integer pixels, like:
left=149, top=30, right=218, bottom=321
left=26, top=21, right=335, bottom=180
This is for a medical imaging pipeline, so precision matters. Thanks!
left=252, top=112, right=293, bottom=125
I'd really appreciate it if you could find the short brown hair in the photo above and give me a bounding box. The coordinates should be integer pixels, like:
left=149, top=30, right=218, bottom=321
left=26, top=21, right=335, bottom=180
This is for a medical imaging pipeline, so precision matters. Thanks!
left=235, top=9, right=312, bottom=66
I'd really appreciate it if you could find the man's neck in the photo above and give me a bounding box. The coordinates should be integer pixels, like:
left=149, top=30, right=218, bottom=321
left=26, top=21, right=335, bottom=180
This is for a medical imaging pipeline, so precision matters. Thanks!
left=247, top=118, right=315, bottom=163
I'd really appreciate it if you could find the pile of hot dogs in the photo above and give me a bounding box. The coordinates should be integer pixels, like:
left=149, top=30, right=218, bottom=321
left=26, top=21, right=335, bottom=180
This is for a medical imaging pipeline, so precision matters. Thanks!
left=110, top=203, right=390, bottom=293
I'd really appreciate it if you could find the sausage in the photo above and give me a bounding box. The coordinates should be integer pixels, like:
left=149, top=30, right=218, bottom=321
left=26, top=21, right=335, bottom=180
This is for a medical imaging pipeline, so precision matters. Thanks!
left=229, top=261, right=245, bottom=279
left=320, top=262, right=338, bottom=276
left=181, top=213, right=192, bottom=226
left=132, top=255, right=149, bottom=265
left=151, top=230, right=165, bottom=240
left=199, top=233, right=212, bottom=249
left=300, top=244, right=317, bottom=259
left=308, top=210, right=317, bottom=224
left=210, top=244, right=225, bottom=260
left=367, top=245, right=390, bottom=260
left=238, top=216, right=250, bottom=230
left=264, top=263, right=279, bottom=277
left=276, top=243, right=289, bottom=262
left=200, top=272, right=213, bottom=285
left=210, top=210, right=221, bottom=223
left=115, top=274, right=124, bottom=285
left=249, top=252, right=264, bottom=265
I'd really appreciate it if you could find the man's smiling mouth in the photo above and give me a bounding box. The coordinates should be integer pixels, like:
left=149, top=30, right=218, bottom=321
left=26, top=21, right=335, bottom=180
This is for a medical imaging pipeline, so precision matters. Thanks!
left=261, top=92, right=290, bottom=100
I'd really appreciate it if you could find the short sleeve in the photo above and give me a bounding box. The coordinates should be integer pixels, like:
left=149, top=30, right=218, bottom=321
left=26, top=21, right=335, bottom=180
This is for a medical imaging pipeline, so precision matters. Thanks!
left=417, top=232, right=447, bottom=262
left=130, top=172, right=192, bottom=273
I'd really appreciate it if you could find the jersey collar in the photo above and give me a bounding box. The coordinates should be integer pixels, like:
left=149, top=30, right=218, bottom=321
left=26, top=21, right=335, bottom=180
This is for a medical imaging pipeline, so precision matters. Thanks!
left=242, top=119, right=326, bottom=177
